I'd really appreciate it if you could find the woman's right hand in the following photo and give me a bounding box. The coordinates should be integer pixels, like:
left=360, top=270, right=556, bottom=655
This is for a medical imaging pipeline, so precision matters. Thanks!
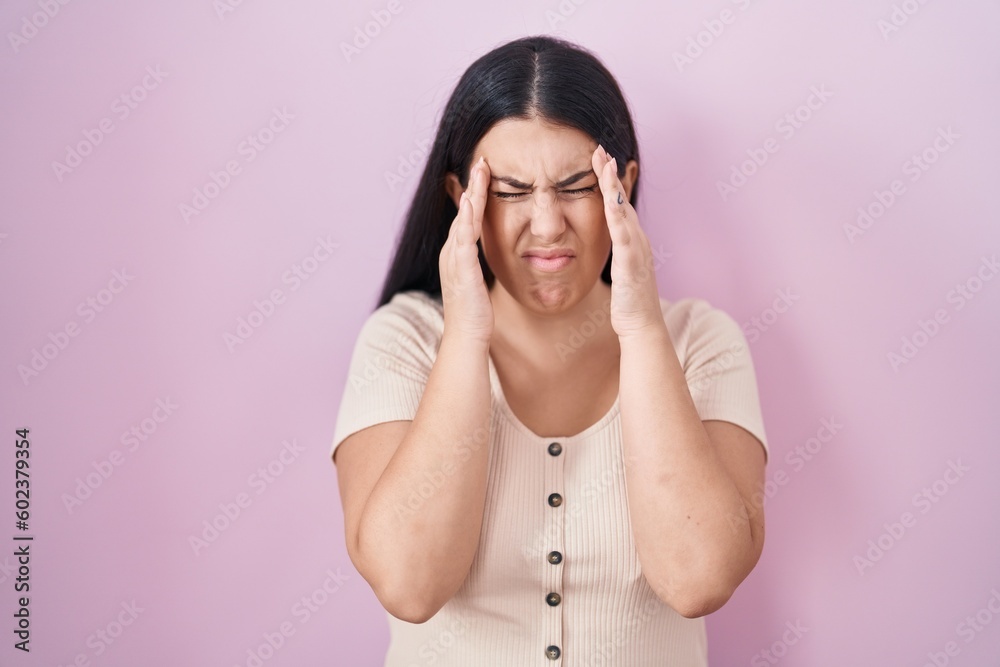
left=439, top=156, right=494, bottom=344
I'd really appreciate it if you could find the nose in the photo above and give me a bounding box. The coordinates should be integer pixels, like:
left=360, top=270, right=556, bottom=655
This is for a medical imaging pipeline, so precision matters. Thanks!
left=528, top=191, right=567, bottom=241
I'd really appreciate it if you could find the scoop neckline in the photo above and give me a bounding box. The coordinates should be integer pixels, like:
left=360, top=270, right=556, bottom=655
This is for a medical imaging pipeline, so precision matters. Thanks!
left=486, top=353, right=620, bottom=442
left=406, top=290, right=623, bottom=441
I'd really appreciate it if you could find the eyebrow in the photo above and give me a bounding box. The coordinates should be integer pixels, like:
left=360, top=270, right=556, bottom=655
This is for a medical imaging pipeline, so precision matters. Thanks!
left=490, top=169, right=595, bottom=190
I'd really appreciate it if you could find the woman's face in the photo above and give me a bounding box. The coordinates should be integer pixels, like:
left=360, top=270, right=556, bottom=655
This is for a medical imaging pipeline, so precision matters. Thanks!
left=445, top=116, right=638, bottom=313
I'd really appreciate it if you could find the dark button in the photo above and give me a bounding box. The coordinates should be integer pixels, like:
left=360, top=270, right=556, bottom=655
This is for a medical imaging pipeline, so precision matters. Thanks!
left=546, top=592, right=561, bottom=606
left=548, top=441, right=562, bottom=456
left=547, top=550, right=563, bottom=565
left=546, top=645, right=561, bottom=660
left=547, top=493, right=563, bottom=508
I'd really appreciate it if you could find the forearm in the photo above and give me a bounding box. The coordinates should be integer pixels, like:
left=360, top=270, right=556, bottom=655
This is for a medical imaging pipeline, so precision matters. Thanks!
left=619, top=322, right=754, bottom=616
left=358, top=332, right=492, bottom=618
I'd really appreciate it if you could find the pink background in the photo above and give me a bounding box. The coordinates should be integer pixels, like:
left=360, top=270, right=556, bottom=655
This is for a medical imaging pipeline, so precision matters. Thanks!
left=2, top=1, right=999, bottom=665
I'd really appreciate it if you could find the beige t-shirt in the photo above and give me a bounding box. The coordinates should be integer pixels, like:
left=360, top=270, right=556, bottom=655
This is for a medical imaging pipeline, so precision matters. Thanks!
left=331, top=289, right=769, bottom=667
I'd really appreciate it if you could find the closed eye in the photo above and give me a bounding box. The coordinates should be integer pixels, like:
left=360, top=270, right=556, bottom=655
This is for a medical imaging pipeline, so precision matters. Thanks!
left=492, top=185, right=598, bottom=200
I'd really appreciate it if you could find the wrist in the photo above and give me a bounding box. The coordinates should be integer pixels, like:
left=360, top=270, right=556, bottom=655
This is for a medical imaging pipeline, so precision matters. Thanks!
left=617, top=320, right=671, bottom=349
left=440, top=331, right=492, bottom=357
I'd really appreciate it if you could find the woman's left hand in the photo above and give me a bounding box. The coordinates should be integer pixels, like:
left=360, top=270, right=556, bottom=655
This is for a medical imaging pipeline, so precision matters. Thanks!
left=592, top=144, right=665, bottom=339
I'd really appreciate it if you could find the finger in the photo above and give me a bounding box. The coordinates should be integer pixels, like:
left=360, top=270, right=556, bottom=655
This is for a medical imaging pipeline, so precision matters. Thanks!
left=599, top=155, right=632, bottom=245
left=446, top=191, right=464, bottom=246
left=591, top=144, right=609, bottom=177
left=592, top=145, right=626, bottom=215
left=473, top=157, right=489, bottom=241
left=457, top=192, right=471, bottom=246
left=450, top=164, right=475, bottom=249
left=468, top=156, right=487, bottom=241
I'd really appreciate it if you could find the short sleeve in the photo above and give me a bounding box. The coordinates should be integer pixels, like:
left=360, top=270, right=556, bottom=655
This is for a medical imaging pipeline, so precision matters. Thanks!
left=675, top=298, right=770, bottom=464
left=329, top=293, right=441, bottom=462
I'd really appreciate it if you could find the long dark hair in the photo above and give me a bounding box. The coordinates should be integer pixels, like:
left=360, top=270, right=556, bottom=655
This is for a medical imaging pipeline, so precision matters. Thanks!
left=376, top=35, right=642, bottom=309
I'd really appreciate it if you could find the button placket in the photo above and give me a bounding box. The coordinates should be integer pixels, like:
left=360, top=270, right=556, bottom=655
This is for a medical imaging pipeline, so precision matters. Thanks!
left=543, top=440, right=565, bottom=662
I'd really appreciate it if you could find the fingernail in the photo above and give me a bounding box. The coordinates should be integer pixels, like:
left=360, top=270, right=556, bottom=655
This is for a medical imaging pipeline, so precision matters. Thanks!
left=611, top=157, right=618, bottom=172
left=598, top=144, right=607, bottom=159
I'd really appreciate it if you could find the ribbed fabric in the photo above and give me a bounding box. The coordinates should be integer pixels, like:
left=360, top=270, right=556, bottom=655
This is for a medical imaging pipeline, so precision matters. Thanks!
left=331, top=290, right=769, bottom=667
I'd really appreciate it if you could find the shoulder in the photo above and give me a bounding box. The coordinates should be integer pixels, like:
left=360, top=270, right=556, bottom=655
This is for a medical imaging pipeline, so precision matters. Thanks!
left=356, top=289, right=445, bottom=352
left=371, top=289, right=444, bottom=327
left=657, top=296, right=746, bottom=367
left=658, top=294, right=741, bottom=335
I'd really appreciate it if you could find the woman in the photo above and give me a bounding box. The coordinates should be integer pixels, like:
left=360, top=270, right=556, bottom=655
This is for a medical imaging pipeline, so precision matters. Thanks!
left=330, top=34, right=769, bottom=666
